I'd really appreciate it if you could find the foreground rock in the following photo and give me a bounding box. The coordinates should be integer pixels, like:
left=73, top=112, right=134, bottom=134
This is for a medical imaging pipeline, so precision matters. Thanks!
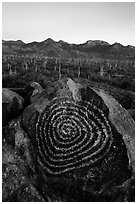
left=2, top=78, right=135, bottom=201
left=2, top=88, right=24, bottom=126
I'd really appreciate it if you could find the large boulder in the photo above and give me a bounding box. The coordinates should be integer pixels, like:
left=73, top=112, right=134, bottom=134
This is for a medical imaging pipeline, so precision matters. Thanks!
left=2, top=88, right=24, bottom=126
left=2, top=78, right=135, bottom=201
left=21, top=77, right=134, bottom=201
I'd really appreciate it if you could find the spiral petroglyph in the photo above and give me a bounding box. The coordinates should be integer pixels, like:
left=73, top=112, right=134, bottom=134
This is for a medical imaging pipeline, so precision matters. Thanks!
left=28, top=83, right=114, bottom=176
left=3, top=78, right=135, bottom=201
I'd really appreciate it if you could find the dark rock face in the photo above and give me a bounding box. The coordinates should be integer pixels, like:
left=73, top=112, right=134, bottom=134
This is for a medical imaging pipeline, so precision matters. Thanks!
left=2, top=78, right=135, bottom=201
left=2, top=88, right=24, bottom=126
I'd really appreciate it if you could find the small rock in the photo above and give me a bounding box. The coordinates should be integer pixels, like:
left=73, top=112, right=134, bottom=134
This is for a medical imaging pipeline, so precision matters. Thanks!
left=24, top=82, right=44, bottom=105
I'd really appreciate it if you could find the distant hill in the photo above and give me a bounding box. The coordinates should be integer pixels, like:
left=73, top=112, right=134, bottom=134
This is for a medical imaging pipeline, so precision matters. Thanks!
left=2, top=38, right=135, bottom=60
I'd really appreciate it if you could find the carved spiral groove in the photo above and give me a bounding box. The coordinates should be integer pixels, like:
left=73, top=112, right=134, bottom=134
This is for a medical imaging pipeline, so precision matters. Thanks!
left=34, top=97, right=113, bottom=175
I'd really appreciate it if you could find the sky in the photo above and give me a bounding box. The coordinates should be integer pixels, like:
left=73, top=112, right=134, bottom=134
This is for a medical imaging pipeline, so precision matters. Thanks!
left=2, top=2, right=135, bottom=46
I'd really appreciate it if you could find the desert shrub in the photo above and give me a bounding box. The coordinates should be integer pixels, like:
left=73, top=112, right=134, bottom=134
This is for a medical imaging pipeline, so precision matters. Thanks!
left=102, top=86, right=134, bottom=109
left=110, top=78, right=134, bottom=92
left=11, top=78, right=27, bottom=88
left=113, top=91, right=134, bottom=109
left=120, top=79, right=134, bottom=91
left=88, top=80, right=135, bottom=110
left=2, top=75, right=17, bottom=88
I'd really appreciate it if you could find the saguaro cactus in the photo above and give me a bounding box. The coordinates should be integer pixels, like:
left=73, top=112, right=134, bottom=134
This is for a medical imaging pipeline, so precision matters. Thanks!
left=78, top=59, right=81, bottom=78
left=9, top=67, right=13, bottom=75
left=35, top=65, right=38, bottom=72
left=54, top=58, right=57, bottom=71
left=14, top=66, right=17, bottom=75
left=78, top=66, right=81, bottom=78
left=8, top=63, right=10, bottom=70
left=58, top=58, right=61, bottom=80
left=100, top=65, right=104, bottom=76
left=115, top=60, right=118, bottom=68
left=43, top=59, right=48, bottom=69
left=23, top=62, right=28, bottom=70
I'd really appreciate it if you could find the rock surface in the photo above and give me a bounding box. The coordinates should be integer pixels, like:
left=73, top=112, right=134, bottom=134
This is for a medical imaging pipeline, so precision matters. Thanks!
left=2, top=78, right=135, bottom=201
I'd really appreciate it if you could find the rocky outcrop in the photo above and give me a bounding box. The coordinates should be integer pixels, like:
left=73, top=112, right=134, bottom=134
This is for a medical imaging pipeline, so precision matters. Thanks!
left=2, top=78, right=135, bottom=201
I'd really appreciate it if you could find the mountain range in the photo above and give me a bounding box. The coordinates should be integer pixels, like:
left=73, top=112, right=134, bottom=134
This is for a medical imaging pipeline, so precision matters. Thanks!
left=2, top=38, right=135, bottom=60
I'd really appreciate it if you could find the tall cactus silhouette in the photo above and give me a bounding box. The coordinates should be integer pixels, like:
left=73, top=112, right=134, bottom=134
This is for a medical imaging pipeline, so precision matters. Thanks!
left=58, top=58, right=61, bottom=80
left=100, top=65, right=104, bottom=76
